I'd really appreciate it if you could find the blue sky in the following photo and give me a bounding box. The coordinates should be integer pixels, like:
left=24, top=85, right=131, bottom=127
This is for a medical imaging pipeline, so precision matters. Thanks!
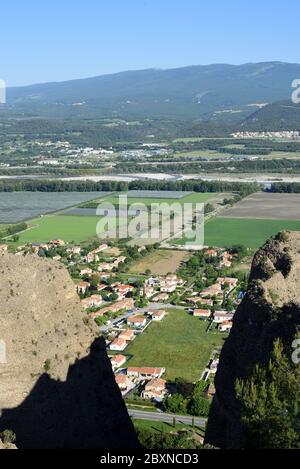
left=1, top=0, right=299, bottom=86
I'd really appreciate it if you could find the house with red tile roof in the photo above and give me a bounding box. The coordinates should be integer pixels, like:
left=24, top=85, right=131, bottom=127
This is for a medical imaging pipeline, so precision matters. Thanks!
left=150, top=310, right=166, bottom=321
left=119, top=329, right=135, bottom=342
left=81, top=294, right=103, bottom=309
left=110, top=354, right=127, bottom=369
left=127, top=316, right=147, bottom=328
left=200, top=283, right=222, bottom=298
left=110, top=338, right=127, bottom=352
left=218, top=320, right=233, bottom=333
left=152, top=293, right=169, bottom=302
left=193, top=309, right=212, bottom=319
left=204, top=249, right=218, bottom=257
left=142, top=378, right=167, bottom=400
left=115, top=373, right=132, bottom=391
left=112, top=283, right=134, bottom=299
left=77, top=281, right=90, bottom=295
left=80, top=268, right=93, bottom=277
left=127, top=367, right=165, bottom=380
left=91, top=298, right=135, bottom=319
left=213, top=311, right=235, bottom=324
left=217, top=277, right=238, bottom=289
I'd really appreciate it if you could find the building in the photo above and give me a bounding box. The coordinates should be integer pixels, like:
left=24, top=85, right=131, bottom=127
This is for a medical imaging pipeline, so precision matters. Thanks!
left=50, top=239, right=65, bottom=246
left=77, top=281, right=90, bottom=295
left=217, top=277, right=238, bottom=289
left=142, top=378, right=167, bottom=400
left=213, top=311, right=234, bottom=324
left=97, top=263, right=114, bottom=272
left=113, top=256, right=127, bottom=267
left=204, top=249, right=218, bottom=257
left=84, top=244, right=109, bottom=263
left=193, top=309, right=212, bottom=319
left=127, top=316, right=147, bottom=329
left=152, top=292, right=169, bottom=302
left=206, top=383, right=216, bottom=399
left=143, top=285, right=155, bottom=299
left=90, top=298, right=134, bottom=319
left=115, top=373, right=131, bottom=391
left=67, top=246, right=81, bottom=255
left=80, top=268, right=93, bottom=277
left=112, top=283, right=134, bottom=299
left=119, top=329, right=135, bottom=342
left=218, top=320, right=233, bottom=332
left=110, top=338, right=127, bottom=352
left=200, top=283, right=222, bottom=298
left=219, top=251, right=233, bottom=268
left=81, top=294, right=103, bottom=309
left=0, top=244, right=8, bottom=253
left=127, top=367, right=165, bottom=380
left=150, top=310, right=166, bottom=321
left=94, top=243, right=109, bottom=253
left=110, top=354, right=127, bottom=369
left=160, top=282, right=177, bottom=293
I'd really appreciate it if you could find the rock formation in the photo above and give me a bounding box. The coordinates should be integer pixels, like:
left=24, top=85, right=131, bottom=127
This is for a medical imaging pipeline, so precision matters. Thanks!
left=0, top=253, right=139, bottom=449
left=205, top=231, right=300, bottom=448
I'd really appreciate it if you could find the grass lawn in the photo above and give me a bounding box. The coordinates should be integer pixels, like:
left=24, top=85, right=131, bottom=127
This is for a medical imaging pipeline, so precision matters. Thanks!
left=204, top=217, right=300, bottom=249
left=16, top=215, right=126, bottom=244
left=133, top=419, right=205, bottom=435
left=125, top=308, right=225, bottom=382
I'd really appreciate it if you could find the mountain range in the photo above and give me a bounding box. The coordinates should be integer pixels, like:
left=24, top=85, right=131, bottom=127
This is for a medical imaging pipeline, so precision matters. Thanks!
left=3, top=62, right=300, bottom=125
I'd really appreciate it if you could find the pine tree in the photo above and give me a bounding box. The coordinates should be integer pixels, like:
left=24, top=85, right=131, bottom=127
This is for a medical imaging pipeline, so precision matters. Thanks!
left=236, top=337, right=300, bottom=449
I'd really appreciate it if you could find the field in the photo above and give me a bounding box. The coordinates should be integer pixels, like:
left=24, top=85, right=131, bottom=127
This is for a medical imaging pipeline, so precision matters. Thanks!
left=125, top=308, right=225, bottom=382
left=204, top=217, right=300, bottom=249
left=82, top=192, right=216, bottom=208
left=15, top=215, right=126, bottom=244
left=220, top=192, right=300, bottom=220
left=0, top=191, right=111, bottom=223
left=128, top=250, right=190, bottom=275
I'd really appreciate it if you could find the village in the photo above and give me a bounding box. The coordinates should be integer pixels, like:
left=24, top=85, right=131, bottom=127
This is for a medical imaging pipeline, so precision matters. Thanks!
left=0, top=237, right=245, bottom=414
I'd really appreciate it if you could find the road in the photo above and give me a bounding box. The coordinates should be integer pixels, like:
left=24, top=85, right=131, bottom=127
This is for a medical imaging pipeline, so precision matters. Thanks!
left=128, top=409, right=207, bottom=428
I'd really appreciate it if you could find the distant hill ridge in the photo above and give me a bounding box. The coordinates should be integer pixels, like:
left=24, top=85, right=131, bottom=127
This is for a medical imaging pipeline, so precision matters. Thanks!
left=5, top=62, right=300, bottom=122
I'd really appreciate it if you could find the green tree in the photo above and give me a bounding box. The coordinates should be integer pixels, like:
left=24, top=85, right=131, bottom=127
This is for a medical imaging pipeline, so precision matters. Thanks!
left=236, top=338, right=300, bottom=449
left=164, top=394, right=188, bottom=414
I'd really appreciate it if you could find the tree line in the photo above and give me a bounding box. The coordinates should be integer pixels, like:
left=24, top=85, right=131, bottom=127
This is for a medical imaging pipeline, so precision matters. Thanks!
left=0, top=178, right=259, bottom=196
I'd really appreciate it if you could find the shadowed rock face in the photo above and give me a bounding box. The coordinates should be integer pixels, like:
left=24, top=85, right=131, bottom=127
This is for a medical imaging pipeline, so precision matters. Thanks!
left=205, top=231, right=300, bottom=449
left=0, top=254, right=139, bottom=449
left=0, top=339, right=139, bottom=449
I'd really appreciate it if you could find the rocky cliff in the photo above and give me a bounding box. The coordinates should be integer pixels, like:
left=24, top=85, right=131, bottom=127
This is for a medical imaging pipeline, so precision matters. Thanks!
left=0, top=253, right=139, bottom=449
left=205, top=231, right=300, bottom=448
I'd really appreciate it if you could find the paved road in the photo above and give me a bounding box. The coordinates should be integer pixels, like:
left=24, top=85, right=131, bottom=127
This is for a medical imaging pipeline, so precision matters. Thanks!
left=128, top=409, right=207, bottom=428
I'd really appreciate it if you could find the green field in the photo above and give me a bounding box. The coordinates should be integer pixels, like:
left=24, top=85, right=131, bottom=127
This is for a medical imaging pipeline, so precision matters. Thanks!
left=125, top=308, right=225, bottom=382
left=205, top=217, right=300, bottom=249
left=16, top=215, right=125, bottom=244
left=83, top=192, right=216, bottom=208
left=172, top=217, right=300, bottom=249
